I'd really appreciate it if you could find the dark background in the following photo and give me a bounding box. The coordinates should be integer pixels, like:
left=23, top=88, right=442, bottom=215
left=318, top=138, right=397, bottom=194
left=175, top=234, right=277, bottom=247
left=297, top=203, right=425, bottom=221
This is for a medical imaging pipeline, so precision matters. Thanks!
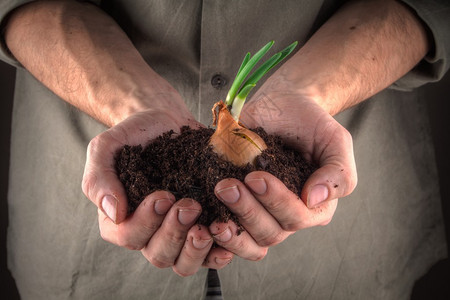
left=1, top=60, right=449, bottom=298
left=1, top=60, right=18, bottom=298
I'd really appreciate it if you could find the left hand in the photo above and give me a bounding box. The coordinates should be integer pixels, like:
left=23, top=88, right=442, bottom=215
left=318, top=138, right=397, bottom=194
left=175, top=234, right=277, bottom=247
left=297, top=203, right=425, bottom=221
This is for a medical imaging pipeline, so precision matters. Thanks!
left=82, top=107, right=234, bottom=276
left=208, top=89, right=357, bottom=260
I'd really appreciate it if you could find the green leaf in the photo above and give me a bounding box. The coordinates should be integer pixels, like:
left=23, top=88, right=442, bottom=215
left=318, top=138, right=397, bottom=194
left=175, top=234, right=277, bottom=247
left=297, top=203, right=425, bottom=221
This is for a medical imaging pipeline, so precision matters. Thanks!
left=225, top=41, right=274, bottom=106
left=273, top=41, right=298, bottom=68
left=242, top=53, right=282, bottom=88
left=236, top=52, right=251, bottom=78
left=237, top=83, right=257, bottom=100
left=224, top=41, right=298, bottom=121
left=243, top=41, right=298, bottom=88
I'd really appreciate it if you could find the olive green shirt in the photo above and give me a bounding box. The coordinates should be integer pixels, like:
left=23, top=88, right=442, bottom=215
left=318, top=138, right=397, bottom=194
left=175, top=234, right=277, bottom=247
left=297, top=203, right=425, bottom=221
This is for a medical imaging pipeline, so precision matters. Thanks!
left=1, top=0, right=449, bottom=299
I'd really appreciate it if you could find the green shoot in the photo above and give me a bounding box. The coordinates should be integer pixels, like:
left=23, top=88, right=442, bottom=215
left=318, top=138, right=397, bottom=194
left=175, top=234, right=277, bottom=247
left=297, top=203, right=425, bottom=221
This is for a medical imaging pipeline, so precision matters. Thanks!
left=225, top=41, right=274, bottom=107
left=230, top=83, right=255, bottom=121
left=236, top=52, right=251, bottom=79
left=225, top=41, right=298, bottom=121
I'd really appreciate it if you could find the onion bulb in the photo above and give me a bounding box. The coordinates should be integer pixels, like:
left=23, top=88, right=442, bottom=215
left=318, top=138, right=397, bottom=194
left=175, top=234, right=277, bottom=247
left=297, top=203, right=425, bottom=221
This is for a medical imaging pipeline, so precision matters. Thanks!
left=209, top=101, right=267, bottom=166
left=207, top=41, right=298, bottom=166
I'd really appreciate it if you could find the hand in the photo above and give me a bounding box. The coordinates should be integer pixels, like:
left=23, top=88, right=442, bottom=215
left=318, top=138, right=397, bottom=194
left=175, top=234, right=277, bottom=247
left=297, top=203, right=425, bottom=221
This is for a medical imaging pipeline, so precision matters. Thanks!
left=208, top=90, right=357, bottom=260
left=82, top=107, right=233, bottom=276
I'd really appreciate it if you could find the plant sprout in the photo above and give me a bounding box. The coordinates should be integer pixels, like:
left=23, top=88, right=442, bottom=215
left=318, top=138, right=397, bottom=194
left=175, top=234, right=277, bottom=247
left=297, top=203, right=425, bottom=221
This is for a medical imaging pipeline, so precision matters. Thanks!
left=209, top=41, right=298, bottom=166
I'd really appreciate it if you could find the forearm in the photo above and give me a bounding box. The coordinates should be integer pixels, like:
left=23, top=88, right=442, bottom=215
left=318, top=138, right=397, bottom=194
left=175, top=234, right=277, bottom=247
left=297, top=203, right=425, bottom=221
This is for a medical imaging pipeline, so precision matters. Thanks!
left=4, top=0, right=185, bottom=126
left=267, top=0, right=429, bottom=115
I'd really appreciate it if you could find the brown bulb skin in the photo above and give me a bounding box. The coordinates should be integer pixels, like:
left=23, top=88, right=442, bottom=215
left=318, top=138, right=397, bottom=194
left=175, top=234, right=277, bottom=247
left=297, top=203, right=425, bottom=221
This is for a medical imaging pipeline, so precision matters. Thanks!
left=209, top=101, right=267, bottom=166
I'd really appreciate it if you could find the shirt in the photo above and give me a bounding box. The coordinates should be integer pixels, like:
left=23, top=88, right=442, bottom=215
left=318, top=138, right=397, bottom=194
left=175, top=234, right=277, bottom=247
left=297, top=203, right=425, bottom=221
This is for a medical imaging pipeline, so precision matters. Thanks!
left=1, top=0, right=449, bottom=299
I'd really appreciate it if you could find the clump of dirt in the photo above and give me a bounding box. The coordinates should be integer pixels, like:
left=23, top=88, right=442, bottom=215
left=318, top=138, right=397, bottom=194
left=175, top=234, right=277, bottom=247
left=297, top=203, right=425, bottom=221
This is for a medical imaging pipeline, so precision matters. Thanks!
left=115, top=126, right=316, bottom=226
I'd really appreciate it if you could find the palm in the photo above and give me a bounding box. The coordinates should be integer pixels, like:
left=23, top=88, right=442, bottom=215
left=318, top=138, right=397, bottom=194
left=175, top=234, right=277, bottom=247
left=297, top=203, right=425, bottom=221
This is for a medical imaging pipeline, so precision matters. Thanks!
left=241, top=91, right=357, bottom=206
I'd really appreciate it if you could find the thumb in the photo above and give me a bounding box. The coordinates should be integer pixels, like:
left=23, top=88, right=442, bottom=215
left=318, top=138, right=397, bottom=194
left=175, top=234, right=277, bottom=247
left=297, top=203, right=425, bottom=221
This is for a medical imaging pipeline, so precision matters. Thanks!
left=301, top=127, right=358, bottom=208
left=302, top=164, right=357, bottom=208
left=82, top=130, right=128, bottom=224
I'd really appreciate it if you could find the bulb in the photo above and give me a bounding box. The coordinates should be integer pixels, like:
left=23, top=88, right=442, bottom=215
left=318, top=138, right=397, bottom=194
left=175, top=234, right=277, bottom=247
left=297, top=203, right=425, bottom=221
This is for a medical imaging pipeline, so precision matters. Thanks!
left=209, top=101, right=267, bottom=166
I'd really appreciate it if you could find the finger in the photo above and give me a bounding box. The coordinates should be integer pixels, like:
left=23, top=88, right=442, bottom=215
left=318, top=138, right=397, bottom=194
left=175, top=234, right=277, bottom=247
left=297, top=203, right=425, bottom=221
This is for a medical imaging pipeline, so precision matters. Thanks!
left=244, top=96, right=357, bottom=208
left=303, top=121, right=358, bottom=208
left=82, top=130, right=128, bottom=224
left=203, top=247, right=234, bottom=270
left=303, top=163, right=356, bottom=208
left=172, top=225, right=213, bottom=277
left=141, top=198, right=201, bottom=268
left=209, top=220, right=268, bottom=261
left=245, top=171, right=339, bottom=230
left=98, top=190, right=175, bottom=250
left=81, top=112, right=195, bottom=225
left=215, top=178, right=289, bottom=247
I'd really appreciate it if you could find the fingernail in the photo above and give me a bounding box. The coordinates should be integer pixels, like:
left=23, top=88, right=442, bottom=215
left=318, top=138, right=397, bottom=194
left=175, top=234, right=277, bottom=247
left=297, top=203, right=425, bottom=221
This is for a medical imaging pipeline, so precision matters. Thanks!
left=154, top=199, right=174, bottom=215
left=307, top=185, right=329, bottom=208
left=216, top=186, right=240, bottom=204
left=215, top=257, right=232, bottom=265
left=245, top=178, right=267, bottom=195
left=102, top=195, right=117, bottom=223
left=193, top=238, right=212, bottom=249
left=214, top=227, right=232, bottom=242
left=177, top=200, right=201, bottom=225
left=178, top=209, right=201, bottom=225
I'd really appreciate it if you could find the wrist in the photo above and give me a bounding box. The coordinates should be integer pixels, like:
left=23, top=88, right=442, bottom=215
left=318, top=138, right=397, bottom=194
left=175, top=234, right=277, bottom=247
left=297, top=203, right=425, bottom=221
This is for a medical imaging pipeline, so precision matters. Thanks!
left=257, top=67, right=344, bottom=116
left=4, top=0, right=192, bottom=128
left=259, top=0, right=429, bottom=117
left=106, top=84, right=191, bottom=127
left=80, top=55, right=190, bottom=127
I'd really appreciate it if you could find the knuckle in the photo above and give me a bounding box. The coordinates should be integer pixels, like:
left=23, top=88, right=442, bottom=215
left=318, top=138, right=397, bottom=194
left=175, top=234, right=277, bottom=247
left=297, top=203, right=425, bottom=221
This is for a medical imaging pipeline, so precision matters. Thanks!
left=82, top=135, right=108, bottom=202
left=99, top=229, right=114, bottom=245
left=166, top=231, right=187, bottom=247
left=249, top=247, right=268, bottom=261
left=230, top=238, right=267, bottom=262
left=320, top=216, right=333, bottom=226
left=115, top=234, right=141, bottom=250
left=257, top=230, right=285, bottom=247
left=264, top=197, right=286, bottom=213
left=147, top=254, right=174, bottom=269
left=281, top=222, right=304, bottom=232
left=184, top=248, right=206, bottom=261
left=138, top=222, right=160, bottom=237
left=341, top=126, right=352, bottom=141
left=347, top=172, right=358, bottom=194
left=99, top=228, right=142, bottom=250
left=87, top=134, right=103, bottom=154
left=339, top=167, right=357, bottom=196
left=229, top=237, right=245, bottom=252
left=123, top=243, right=143, bottom=251
left=236, top=206, right=258, bottom=224
left=287, top=218, right=311, bottom=231
left=113, top=227, right=146, bottom=250
left=81, top=170, right=97, bottom=201
left=173, top=267, right=196, bottom=278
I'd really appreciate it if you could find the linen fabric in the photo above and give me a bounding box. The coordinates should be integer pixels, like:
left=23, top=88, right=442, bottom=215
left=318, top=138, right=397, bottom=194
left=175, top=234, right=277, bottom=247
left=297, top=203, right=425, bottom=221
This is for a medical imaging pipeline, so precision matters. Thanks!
left=1, top=0, right=449, bottom=299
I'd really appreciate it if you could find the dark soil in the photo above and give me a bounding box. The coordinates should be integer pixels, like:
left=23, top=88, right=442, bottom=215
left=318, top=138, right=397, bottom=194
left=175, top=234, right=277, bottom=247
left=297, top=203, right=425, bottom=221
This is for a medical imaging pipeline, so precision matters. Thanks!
left=115, top=126, right=316, bottom=227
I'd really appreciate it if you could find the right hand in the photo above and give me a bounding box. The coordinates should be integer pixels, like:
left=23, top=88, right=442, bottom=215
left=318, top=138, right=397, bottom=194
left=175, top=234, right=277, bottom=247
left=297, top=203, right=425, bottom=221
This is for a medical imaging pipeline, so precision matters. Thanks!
left=82, top=107, right=234, bottom=276
left=207, top=90, right=357, bottom=262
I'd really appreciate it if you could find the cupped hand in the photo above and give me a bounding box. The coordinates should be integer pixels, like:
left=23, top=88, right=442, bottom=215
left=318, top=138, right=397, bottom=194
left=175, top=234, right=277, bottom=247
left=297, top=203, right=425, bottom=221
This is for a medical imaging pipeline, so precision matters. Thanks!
left=209, top=90, right=357, bottom=260
left=82, top=107, right=233, bottom=276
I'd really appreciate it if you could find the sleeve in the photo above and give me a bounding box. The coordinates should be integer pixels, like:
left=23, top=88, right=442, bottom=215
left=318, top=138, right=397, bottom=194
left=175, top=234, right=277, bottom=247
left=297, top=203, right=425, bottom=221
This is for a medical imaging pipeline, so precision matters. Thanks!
left=0, top=0, right=101, bottom=68
left=391, top=0, right=450, bottom=90
left=0, top=0, right=36, bottom=67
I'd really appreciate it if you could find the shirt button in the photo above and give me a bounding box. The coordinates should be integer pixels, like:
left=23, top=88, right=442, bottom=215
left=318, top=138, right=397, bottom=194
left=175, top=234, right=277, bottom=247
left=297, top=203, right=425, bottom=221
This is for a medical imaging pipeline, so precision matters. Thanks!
left=211, top=74, right=227, bottom=89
